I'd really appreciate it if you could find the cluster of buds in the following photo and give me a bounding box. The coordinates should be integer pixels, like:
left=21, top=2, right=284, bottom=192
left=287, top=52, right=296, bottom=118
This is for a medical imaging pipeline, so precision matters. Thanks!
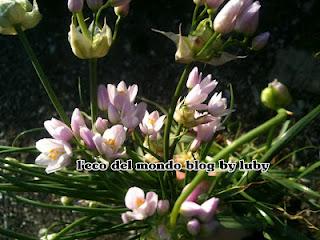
left=180, top=181, right=219, bottom=236
left=155, top=0, right=270, bottom=65
left=174, top=67, right=228, bottom=151
left=0, top=0, right=41, bottom=35
left=121, top=186, right=169, bottom=222
left=35, top=80, right=151, bottom=174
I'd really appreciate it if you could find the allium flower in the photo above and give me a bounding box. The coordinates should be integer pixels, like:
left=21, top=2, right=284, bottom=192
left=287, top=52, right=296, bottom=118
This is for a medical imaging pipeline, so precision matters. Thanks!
left=107, top=81, right=138, bottom=110
left=111, top=0, right=131, bottom=7
left=68, top=18, right=112, bottom=59
left=185, top=74, right=218, bottom=110
left=86, top=0, right=103, bottom=11
left=157, top=200, right=170, bottom=215
left=0, top=0, right=41, bottom=35
left=185, top=181, right=210, bottom=202
left=94, top=117, right=108, bottom=134
left=122, top=187, right=158, bottom=222
left=213, top=0, right=245, bottom=34
left=139, top=111, right=166, bottom=140
left=71, top=108, right=87, bottom=137
left=206, top=0, right=225, bottom=9
left=120, top=102, right=147, bottom=129
left=93, top=124, right=126, bottom=159
left=44, top=118, right=73, bottom=141
left=35, top=138, right=72, bottom=174
left=235, top=1, right=261, bottom=35
left=186, top=67, right=202, bottom=89
left=180, top=197, right=219, bottom=222
left=97, top=84, right=109, bottom=111
left=80, top=127, right=95, bottom=149
left=190, top=117, right=221, bottom=151
left=114, top=3, right=130, bottom=17
left=207, top=92, right=228, bottom=117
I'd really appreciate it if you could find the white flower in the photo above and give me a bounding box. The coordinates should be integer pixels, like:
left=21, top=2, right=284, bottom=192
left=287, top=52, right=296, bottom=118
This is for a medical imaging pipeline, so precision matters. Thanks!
left=121, top=187, right=158, bottom=223
left=35, top=138, right=72, bottom=174
left=139, top=111, right=166, bottom=140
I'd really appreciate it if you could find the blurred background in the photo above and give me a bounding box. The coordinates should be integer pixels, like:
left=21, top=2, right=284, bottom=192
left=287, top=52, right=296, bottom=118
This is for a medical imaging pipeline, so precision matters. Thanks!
left=0, top=0, right=319, bottom=237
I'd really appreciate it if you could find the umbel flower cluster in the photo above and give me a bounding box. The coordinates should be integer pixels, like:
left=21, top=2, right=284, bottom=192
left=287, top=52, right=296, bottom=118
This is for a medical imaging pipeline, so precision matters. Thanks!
left=3, top=0, right=317, bottom=240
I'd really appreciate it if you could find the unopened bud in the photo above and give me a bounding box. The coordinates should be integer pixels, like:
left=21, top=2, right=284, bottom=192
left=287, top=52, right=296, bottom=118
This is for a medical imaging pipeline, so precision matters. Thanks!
left=114, top=3, right=129, bottom=17
left=111, top=0, right=130, bottom=7
left=60, top=196, right=73, bottom=206
left=206, top=0, right=224, bottom=9
left=86, top=0, right=103, bottom=11
left=235, top=1, right=261, bottom=35
left=68, top=0, right=84, bottom=12
left=157, top=200, right=170, bottom=215
left=187, top=218, right=201, bottom=236
left=252, top=31, right=270, bottom=50
left=261, top=79, right=292, bottom=110
left=194, top=0, right=206, bottom=5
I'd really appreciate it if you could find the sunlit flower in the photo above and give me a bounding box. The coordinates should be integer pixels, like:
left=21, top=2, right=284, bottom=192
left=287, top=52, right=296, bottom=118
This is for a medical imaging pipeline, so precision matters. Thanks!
left=120, top=102, right=147, bottom=129
left=207, top=92, right=228, bottom=117
left=35, top=138, right=72, bottom=174
left=44, top=118, right=73, bottom=141
left=107, top=81, right=138, bottom=110
left=71, top=108, right=87, bottom=137
left=97, top=84, right=109, bottom=111
left=94, top=117, right=108, bottom=134
left=93, top=124, right=126, bottom=159
left=139, top=111, right=166, bottom=140
left=122, top=187, right=158, bottom=222
left=80, top=127, right=95, bottom=149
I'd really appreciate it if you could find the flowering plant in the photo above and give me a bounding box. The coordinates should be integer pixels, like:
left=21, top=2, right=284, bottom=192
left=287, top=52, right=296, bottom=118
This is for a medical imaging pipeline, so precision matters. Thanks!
left=0, top=0, right=319, bottom=239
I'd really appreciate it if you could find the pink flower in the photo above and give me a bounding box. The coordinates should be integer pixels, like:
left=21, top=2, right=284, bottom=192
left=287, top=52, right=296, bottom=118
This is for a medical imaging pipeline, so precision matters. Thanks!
left=71, top=108, right=87, bottom=137
left=139, top=110, right=166, bottom=140
left=185, top=181, right=210, bottom=202
left=107, top=81, right=138, bottom=110
left=207, top=92, right=228, bottom=117
left=120, top=102, right=147, bottom=129
left=44, top=118, right=73, bottom=142
left=68, top=0, right=84, bottom=12
left=186, top=67, right=202, bottom=89
left=213, top=0, right=245, bottom=34
left=180, top=197, right=220, bottom=222
left=235, top=1, right=261, bottom=35
left=121, top=187, right=158, bottom=222
left=80, top=127, right=95, bottom=149
left=187, top=218, right=201, bottom=236
left=185, top=74, right=218, bottom=110
left=97, top=84, right=109, bottom=111
left=35, top=138, right=72, bottom=174
left=190, top=117, right=221, bottom=151
left=93, top=124, right=126, bottom=159
left=94, top=117, right=108, bottom=134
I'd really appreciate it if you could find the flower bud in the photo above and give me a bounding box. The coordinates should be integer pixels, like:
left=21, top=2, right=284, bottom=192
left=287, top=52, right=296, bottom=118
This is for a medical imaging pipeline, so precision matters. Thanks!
left=157, top=200, right=170, bottom=215
left=60, top=196, right=73, bottom=206
left=114, top=3, right=130, bottom=17
left=0, top=0, right=41, bottom=35
left=194, top=0, right=206, bottom=5
left=235, top=1, right=261, bottom=35
left=68, top=0, right=84, bottom=13
left=186, top=67, right=201, bottom=89
left=86, top=0, right=103, bottom=12
left=206, top=0, right=224, bottom=9
left=95, top=117, right=108, bottom=133
left=252, top=31, right=270, bottom=50
left=187, top=218, right=201, bottom=236
left=71, top=108, right=87, bottom=137
left=80, top=127, right=96, bottom=149
left=97, top=84, right=109, bottom=111
left=261, top=79, right=292, bottom=110
left=213, top=0, right=245, bottom=34
left=68, top=18, right=112, bottom=59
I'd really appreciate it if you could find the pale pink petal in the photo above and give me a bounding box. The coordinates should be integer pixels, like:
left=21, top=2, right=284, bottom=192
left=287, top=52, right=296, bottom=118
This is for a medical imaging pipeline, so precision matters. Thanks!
left=125, top=187, right=145, bottom=210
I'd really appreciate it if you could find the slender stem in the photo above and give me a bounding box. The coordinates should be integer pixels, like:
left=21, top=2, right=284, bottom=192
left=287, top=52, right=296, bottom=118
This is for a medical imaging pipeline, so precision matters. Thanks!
left=196, top=32, right=219, bottom=58
left=76, top=12, right=90, bottom=39
left=0, top=227, right=36, bottom=240
left=113, top=16, right=122, bottom=42
left=266, top=126, right=276, bottom=149
left=89, top=58, right=98, bottom=125
left=96, top=0, right=111, bottom=23
left=191, top=4, right=199, bottom=29
left=51, top=216, right=91, bottom=240
left=169, top=109, right=288, bottom=227
left=15, top=26, right=69, bottom=124
left=163, top=65, right=191, bottom=162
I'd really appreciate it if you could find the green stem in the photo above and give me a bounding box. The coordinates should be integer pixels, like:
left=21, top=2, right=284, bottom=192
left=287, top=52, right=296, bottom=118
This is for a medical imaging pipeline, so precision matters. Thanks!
left=191, top=4, right=199, bottom=29
left=163, top=65, right=191, bottom=162
left=15, top=26, right=69, bottom=124
left=266, top=126, right=275, bottom=149
left=89, top=58, right=98, bottom=125
left=0, top=227, right=36, bottom=240
left=96, top=0, right=111, bottom=23
left=169, top=109, right=288, bottom=227
left=113, top=16, right=122, bottom=41
left=76, top=12, right=90, bottom=39
left=196, top=32, right=219, bottom=58
left=52, top=216, right=91, bottom=240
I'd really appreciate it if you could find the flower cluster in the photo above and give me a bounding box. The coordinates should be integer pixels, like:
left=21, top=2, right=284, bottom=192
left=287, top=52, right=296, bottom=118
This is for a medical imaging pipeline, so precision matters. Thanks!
left=180, top=181, right=219, bottom=236
left=174, top=67, right=228, bottom=151
left=122, top=187, right=169, bottom=222
left=155, top=0, right=270, bottom=65
left=35, top=81, right=149, bottom=174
